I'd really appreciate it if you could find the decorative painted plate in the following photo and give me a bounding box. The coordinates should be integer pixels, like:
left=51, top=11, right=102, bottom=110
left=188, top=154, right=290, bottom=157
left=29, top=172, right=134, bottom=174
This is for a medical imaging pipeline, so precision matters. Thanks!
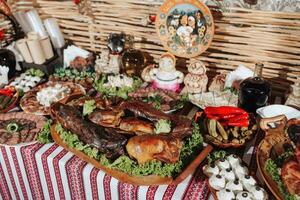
left=156, top=0, right=214, bottom=58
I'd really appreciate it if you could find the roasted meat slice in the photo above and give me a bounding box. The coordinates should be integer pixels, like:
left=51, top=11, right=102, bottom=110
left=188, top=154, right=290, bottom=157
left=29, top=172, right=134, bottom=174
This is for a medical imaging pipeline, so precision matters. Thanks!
left=170, top=115, right=192, bottom=139
left=119, top=118, right=154, bottom=135
left=88, top=109, right=124, bottom=127
left=51, top=103, right=127, bottom=158
left=295, top=146, right=300, bottom=167
left=119, top=100, right=170, bottom=122
left=126, top=134, right=182, bottom=164
left=281, top=160, right=300, bottom=196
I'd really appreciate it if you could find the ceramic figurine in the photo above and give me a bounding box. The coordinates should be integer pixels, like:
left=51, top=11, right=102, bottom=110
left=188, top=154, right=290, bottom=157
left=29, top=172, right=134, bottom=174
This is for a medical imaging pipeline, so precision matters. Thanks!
left=95, top=49, right=111, bottom=74
left=209, top=72, right=227, bottom=92
left=286, top=76, right=300, bottom=107
left=184, top=59, right=208, bottom=94
left=149, top=53, right=184, bottom=92
left=107, top=33, right=126, bottom=74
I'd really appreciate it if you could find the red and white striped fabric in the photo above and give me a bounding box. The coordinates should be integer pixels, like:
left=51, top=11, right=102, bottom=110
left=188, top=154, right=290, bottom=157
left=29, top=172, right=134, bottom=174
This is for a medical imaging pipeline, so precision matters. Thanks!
left=0, top=143, right=209, bottom=200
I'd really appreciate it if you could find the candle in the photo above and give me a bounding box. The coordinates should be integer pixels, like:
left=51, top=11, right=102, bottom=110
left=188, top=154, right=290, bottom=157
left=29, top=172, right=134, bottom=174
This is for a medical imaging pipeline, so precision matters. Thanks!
left=16, top=39, right=33, bottom=63
left=44, top=18, right=65, bottom=49
left=26, top=9, right=48, bottom=38
left=27, top=31, right=39, bottom=40
left=40, top=36, right=54, bottom=59
left=27, top=39, right=46, bottom=64
left=13, top=11, right=32, bottom=33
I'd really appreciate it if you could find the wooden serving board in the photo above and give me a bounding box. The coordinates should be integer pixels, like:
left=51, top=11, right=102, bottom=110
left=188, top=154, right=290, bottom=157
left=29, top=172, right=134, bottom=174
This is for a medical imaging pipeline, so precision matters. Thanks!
left=51, top=125, right=213, bottom=186
left=256, top=115, right=288, bottom=200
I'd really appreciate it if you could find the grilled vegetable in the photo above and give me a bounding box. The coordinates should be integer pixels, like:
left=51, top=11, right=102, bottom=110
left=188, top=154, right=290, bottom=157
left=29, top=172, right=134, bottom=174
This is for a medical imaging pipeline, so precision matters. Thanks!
left=0, top=95, right=5, bottom=104
left=208, top=119, right=218, bottom=138
left=216, top=121, right=228, bottom=141
left=0, top=96, right=12, bottom=110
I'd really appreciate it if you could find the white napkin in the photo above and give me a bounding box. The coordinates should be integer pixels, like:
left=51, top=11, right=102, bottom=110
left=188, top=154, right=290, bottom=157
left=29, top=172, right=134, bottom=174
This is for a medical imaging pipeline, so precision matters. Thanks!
left=63, top=45, right=90, bottom=68
left=224, top=65, right=254, bottom=88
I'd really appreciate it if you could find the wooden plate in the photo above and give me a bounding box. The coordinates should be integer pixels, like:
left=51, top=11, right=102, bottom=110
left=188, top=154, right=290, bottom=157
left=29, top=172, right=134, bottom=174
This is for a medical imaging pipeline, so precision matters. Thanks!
left=20, top=81, right=85, bottom=115
left=51, top=124, right=213, bottom=186
left=156, top=0, right=214, bottom=58
left=0, top=88, right=19, bottom=113
left=256, top=115, right=288, bottom=200
left=0, top=112, right=47, bottom=146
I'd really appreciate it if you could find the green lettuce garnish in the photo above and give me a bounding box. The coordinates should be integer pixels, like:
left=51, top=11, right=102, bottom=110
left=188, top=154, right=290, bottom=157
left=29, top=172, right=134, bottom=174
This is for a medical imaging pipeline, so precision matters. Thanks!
left=154, top=119, right=171, bottom=134
left=37, top=119, right=53, bottom=144
left=83, top=100, right=96, bottom=116
left=55, top=122, right=203, bottom=178
left=265, top=159, right=298, bottom=200
left=93, top=74, right=142, bottom=99
left=207, top=150, right=227, bottom=165
left=26, top=68, right=45, bottom=77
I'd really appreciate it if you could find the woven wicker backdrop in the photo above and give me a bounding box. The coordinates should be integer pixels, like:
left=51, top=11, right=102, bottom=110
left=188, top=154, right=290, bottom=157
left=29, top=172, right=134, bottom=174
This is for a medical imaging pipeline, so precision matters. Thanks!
left=6, top=0, right=300, bottom=98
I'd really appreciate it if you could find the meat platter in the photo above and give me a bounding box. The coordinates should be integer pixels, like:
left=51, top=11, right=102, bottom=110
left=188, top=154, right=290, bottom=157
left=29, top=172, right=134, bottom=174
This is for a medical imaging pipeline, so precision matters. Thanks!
left=0, top=112, right=47, bottom=146
left=257, top=115, right=300, bottom=200
left=20, top=81, right=85, bottom=115
left=50, top=98, right=213, bottom=185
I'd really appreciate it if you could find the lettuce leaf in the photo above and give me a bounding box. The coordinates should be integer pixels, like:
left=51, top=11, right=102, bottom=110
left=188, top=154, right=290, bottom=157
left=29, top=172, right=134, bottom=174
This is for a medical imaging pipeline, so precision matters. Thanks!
left=265, top=159, right=298, bottom=200
left=93, top=74, right=142, bottom=99
left=37, top=119, right=53, bottom=144
left=83, top=100, right=96, bottom=116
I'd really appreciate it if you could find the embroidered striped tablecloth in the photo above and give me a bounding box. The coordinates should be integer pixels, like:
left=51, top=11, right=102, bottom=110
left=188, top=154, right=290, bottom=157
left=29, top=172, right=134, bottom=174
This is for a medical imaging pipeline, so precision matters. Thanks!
left=0, top=143, right=210, bottom=200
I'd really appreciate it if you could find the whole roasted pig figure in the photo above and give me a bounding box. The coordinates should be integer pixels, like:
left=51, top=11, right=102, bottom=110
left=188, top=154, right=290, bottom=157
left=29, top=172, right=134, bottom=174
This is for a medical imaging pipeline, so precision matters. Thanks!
left=126, top=134, right=182, bottom=164
left=51, top=103, right=127, bottom=158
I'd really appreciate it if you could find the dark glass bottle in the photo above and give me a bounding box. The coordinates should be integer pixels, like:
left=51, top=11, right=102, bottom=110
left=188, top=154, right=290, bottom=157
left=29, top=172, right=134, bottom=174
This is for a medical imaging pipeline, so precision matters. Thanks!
left=238, top=63, right=271, bottom=113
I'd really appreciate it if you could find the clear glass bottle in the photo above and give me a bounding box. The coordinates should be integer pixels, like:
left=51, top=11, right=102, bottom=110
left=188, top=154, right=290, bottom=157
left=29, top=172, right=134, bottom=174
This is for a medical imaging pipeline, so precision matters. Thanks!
left=238, top=63, right=271, bottom=113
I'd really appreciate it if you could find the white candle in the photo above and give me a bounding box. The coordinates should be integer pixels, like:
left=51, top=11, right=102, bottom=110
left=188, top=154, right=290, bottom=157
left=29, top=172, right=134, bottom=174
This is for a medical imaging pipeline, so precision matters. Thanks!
left=44, top=18, right=65, bottom=49
left=40, top=36, right=54, bottom=59
left=13, top=11, right=32, bottom=33
left=26, top=9, right=48, bottom=38
left=16, top=39, right=33, bottom=63
left=27, top=39, right=46, bottom=64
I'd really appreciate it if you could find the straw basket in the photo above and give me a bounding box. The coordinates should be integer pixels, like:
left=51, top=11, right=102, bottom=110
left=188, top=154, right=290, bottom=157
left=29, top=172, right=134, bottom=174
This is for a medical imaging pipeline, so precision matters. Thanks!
left=3, top=0, right=300, bottom=99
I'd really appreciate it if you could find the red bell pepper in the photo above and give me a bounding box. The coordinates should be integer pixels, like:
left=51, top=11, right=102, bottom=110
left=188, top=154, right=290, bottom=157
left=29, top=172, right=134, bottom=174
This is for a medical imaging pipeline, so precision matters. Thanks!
left=205, top=106, right=247, bottom=116
left=227, top=120, right=249, bottom=127
left=0, top=88, right=14, bottom=97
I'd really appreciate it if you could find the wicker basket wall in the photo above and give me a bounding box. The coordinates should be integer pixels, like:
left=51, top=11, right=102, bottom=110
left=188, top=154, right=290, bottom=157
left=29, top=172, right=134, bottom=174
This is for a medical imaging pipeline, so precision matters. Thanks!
left=6, top=0, right=300, bottom=98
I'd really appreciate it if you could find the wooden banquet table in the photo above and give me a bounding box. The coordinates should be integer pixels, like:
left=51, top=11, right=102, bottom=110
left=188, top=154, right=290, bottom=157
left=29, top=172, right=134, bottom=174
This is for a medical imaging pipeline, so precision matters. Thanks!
left=0, top=101, right=277, bottom=200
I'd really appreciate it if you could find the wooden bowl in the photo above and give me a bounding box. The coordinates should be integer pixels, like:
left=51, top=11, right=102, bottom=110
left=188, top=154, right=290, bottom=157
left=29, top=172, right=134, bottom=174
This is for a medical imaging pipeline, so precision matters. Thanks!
left=196, top=112, right=258, bottom=149
left=51, top=124, right=213, bottom=186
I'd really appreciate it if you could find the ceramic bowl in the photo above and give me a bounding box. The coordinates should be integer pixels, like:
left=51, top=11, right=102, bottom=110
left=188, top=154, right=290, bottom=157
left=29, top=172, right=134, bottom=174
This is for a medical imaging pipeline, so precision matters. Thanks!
left=256, top=104, right=300, bottom=120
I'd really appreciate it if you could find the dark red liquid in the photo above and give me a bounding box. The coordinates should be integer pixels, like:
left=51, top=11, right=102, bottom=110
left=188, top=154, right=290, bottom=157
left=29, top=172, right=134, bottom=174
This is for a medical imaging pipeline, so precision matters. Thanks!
left=238, top=77, right=271, bottom=113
